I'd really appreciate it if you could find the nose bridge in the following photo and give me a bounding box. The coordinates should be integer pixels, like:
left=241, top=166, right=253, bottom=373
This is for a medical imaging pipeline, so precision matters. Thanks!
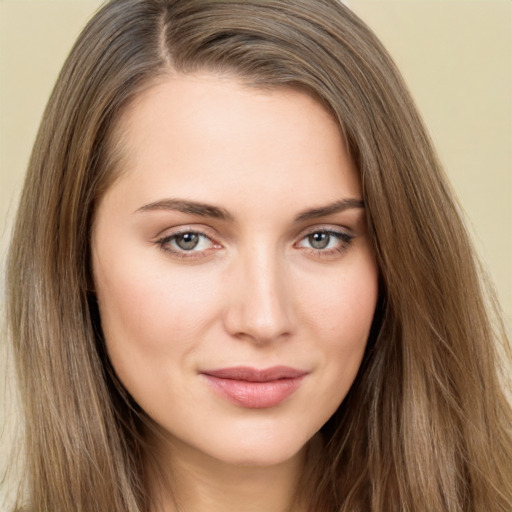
left=224, top=241, right=294, bottom=343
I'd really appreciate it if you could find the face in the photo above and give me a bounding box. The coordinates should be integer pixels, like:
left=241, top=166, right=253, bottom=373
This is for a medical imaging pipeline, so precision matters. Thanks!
left=92, top=73, right=378, bottom=468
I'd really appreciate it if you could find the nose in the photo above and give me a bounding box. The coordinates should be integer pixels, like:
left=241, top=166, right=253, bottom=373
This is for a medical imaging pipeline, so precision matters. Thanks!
left=223, top=246, right=295, bottom=344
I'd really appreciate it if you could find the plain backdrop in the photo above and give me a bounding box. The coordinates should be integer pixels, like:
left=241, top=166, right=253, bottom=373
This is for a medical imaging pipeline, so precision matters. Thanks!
left=1, top=0, right=511, bottom=506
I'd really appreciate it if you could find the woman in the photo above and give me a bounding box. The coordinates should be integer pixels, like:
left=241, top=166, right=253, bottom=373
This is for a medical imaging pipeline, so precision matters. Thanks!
left=5, top=0, right=512, bottom=511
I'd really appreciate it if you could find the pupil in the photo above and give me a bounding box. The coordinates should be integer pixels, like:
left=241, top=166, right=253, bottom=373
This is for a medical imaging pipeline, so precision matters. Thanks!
left=309, top=232, right=329, bottom=249
left=176, top=233, right=199, bottom=250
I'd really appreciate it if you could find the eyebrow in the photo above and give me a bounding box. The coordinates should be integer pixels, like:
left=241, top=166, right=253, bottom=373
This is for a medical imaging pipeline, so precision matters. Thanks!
left=135, top=197, right=364, bottom=222
left=135, top=198, right=234, bottom=220
left=294, top=198, right=365, bottom=222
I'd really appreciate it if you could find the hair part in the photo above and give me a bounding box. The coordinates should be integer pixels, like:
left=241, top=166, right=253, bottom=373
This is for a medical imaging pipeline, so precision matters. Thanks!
left=5, top=1, right=512, bottom=511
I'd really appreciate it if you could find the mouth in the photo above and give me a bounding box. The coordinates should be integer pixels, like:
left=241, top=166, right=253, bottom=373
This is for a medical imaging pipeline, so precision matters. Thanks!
left=201, top=366, right=308, bottom=409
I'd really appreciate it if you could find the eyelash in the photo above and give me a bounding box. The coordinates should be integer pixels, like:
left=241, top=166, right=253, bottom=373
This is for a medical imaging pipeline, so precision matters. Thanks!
left=155, top=227, right=354, bottom=259
left=295, top=229, right=354, bottom=258
left=156, top=229, right=220, bottom=260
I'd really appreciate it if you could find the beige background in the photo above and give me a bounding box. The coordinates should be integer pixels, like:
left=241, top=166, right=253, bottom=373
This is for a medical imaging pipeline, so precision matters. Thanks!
left=1, top=0, right=511, bottom=505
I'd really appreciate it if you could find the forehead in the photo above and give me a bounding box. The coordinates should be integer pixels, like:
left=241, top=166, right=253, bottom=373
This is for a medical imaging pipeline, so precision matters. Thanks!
left=100, top=72, right=361, bottom=216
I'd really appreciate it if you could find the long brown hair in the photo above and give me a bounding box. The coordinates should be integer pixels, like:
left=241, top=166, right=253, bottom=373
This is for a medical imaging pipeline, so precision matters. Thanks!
left=6, top=1, right=512, bottom=511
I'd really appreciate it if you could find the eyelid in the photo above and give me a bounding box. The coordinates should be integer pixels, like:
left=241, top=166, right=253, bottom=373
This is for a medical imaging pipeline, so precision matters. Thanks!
left=153, top=222, right=217, bottom=239
left=153, top=223, right=355, bottom=260
left=298, top=224, right=354, bottom=241
left=294, top=225, right=355, bottom=256
left=155, top=225, right=223, bottom=259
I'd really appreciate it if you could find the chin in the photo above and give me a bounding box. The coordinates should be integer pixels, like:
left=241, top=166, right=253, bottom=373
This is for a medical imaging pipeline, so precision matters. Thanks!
left=199, top=419, right=315, bottom=468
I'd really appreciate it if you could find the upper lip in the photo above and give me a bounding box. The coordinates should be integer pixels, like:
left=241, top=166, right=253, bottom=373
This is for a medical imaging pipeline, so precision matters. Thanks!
left=201, top=366, right=308, bottom=382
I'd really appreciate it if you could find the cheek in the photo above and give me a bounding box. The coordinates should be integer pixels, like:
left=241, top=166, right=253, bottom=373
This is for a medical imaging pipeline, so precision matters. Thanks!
left=300, top=257, right=378, bottom=344
left=93, top=257, right=228, bottom=425
left=297, top=256, right=378, bottom=400
left=93, top=251, right=222, bottom=379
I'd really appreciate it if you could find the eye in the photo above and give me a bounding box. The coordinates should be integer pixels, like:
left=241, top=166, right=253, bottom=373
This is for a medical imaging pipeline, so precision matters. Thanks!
left=174, top=232, right=203, bottom=251
left=296, top=229, right=353, bottom=255
left=306, top=232, right=333, bottom=250
left=156, top=230, right=220, bottom=257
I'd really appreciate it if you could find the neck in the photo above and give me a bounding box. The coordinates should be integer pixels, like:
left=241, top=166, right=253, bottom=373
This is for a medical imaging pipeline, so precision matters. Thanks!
left=145, top=433, right=312, bottom=512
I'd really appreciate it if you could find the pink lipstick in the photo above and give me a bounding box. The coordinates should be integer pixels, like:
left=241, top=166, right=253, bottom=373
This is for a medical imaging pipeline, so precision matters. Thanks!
left=201, top=366, right=307, bottom=409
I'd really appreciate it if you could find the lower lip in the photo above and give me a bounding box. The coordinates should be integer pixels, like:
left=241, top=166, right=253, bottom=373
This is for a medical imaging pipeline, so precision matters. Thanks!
left=203, top=375, right=305, bottom=408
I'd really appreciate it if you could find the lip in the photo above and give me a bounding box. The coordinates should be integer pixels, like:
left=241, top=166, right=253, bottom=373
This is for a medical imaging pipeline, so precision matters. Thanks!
left=201, top=366, right=308, bottom=409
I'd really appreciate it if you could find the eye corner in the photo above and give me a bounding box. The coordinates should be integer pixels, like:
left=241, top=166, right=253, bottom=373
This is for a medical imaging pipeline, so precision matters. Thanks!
left=155, top=228, right=223, bottom=260
left=294, top=227, right=355, bottom=258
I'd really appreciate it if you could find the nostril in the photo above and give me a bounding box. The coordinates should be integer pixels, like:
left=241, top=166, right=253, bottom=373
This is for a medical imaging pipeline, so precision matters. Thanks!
left=223, top=285, right=294, bottom=344
left=221, top=249, right=295, bottom=343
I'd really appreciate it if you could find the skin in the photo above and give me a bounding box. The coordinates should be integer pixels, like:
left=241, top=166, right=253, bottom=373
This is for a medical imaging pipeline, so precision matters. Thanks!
left=91, top=73, right=379, bottom=512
